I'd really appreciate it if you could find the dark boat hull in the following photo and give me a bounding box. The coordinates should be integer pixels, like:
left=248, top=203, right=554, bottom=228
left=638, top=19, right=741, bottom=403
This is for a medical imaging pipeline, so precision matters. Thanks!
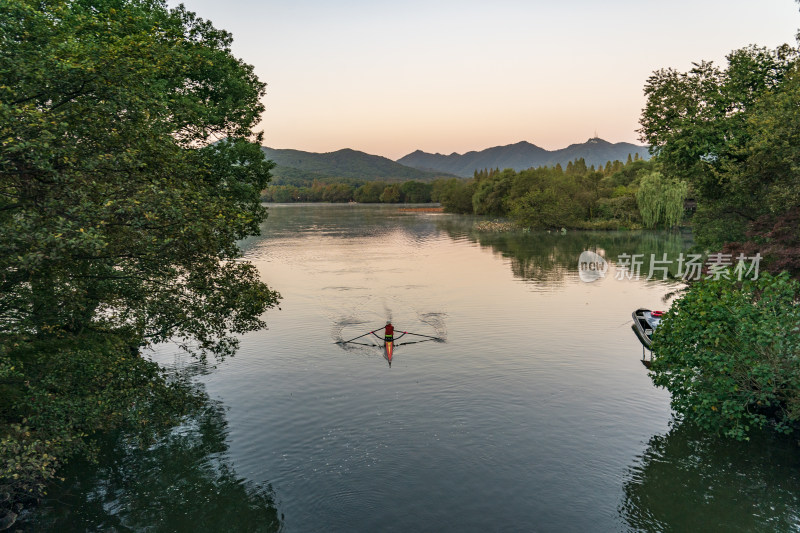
left=632, top=308, right=660, bottom=349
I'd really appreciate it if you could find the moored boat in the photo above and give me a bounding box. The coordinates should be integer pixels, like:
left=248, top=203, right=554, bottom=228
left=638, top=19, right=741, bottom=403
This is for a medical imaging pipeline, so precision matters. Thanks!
left=631, top=308, right=663, bottom=350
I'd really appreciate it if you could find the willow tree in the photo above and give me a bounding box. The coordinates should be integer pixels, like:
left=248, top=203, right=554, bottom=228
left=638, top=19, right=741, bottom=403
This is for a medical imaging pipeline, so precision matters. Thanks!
left=1, top=0, right=279, bottom=520
left=636, top=172, right=688, bottom=229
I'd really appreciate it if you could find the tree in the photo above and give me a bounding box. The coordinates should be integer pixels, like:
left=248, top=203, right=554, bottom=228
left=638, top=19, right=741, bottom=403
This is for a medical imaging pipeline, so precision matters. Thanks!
left=650, top=273, right=800, bottom=440
left=268, top=185, right=300, bottom=202
left=1, top=0, right=280, bottom=355
left=572, top=158, right=588, bottom=175
left=437, top=178, right=475, bottom=213
left=638, top=45, right=798, bottom=248
left=354, top=182, right=385, bottom=203
left=508, top=167, right=583, bottom=228
left=379, top=184, right=401, bottom=203
left=400, top=180, right=432, bottom=203
left=576, top=171, right=604, bottom=220
left=472, top=169, right=512, bottom=215
left=635, top=171, right=688, bottom=229
left=322, top=183, right=354, bottom=202
left=1, top=0, right=280, bottom=520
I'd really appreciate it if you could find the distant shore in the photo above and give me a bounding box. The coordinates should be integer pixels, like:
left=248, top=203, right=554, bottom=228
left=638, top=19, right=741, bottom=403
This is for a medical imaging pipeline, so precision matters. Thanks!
left=397, top=206, right=444, bottom=213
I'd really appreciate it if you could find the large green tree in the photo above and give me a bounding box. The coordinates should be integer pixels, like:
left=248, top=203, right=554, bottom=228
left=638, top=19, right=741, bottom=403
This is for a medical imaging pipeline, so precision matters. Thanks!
left=638, top=45, right=798, bottom=248
left=0, top=0, right=280, bottom=521
left=641, top=22, right=800, bottom=442
left=650, top=273, right=800, bottom=440
left=1, top=0, right=280, bottom=356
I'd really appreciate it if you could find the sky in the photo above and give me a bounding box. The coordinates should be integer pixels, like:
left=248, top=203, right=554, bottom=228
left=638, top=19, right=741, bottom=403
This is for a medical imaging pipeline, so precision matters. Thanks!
left=169, top=0, right=800, bottom=160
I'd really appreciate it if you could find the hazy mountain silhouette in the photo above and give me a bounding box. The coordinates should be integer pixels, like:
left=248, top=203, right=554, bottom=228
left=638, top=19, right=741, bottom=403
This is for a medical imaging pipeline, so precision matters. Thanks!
left=397, top=138, right=650, bottom=177
left=261, top=147, right=452, bottom=184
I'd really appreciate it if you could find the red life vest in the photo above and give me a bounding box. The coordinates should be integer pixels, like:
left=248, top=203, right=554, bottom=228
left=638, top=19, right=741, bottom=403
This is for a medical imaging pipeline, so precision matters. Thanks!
left=385, top=324, right=394, bottom=337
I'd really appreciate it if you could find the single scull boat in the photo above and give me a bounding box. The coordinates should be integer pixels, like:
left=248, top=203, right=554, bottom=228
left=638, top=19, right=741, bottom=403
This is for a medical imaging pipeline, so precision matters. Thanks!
left=336, top=327, right=443, bottom=367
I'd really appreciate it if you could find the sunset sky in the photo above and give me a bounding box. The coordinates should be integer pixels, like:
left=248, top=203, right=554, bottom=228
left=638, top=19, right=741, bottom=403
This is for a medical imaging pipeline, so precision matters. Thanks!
left=170, top=0, right=799, bottom=159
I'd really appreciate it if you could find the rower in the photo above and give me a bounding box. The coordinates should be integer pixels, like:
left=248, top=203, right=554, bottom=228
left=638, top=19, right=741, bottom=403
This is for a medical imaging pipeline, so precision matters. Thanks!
left=384, top=322, right=394, bottom=343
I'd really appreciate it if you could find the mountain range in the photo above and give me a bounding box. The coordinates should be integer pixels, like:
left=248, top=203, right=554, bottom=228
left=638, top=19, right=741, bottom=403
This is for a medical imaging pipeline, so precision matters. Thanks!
left=261, top=147, right=449, bottom=185
left=396, top=138, right=650, bottom=177
left=263, top=138, right=650, bottom=184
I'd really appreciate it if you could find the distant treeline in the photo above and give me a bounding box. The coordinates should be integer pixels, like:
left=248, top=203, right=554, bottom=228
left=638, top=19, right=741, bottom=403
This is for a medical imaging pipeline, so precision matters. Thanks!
left=438, top=154, right=675, bottom=229
left=262, top=178, right=438, bottom=203
left=263, top=154, right=687, bottom=230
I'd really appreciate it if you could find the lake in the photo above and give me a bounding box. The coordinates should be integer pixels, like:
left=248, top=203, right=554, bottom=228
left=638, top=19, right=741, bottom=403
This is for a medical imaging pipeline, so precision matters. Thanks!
left=26, top=204, right=800, bottom=532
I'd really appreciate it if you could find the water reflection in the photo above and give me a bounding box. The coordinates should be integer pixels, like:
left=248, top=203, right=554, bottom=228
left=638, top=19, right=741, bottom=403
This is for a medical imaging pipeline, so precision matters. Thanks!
left=436, top=217, right=692, bottom=286
left=22, top=374, right=282, bottom=532
left=22, top=205, right=797, bottom=531
left=620, top=421, right=800, bottom=531
left=242, top=203, right=446, bottom=246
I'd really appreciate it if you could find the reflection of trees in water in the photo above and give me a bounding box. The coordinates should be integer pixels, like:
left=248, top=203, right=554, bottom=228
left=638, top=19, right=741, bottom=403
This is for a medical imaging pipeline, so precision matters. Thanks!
left=240, top=204, right=449, bottom=255
left=22, top=379, right=282, bottom=532
left=620, top=422, right=800, bottom=532
left=437, top=218, right=693, bottom=285
left=251, top=206, right=693, bottom=286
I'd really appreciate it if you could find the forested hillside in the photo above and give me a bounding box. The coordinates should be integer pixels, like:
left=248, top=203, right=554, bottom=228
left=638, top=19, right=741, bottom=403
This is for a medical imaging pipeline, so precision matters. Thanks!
left=262, top=147, right=451, bottom=184
left=397, top=138, right=650, bottom=177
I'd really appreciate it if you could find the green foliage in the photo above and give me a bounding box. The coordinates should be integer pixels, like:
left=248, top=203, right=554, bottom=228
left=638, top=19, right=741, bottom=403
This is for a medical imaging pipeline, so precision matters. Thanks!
left=321, top=183, right=354, bottom=202
left=1, top=0, right=280, bottom=356
left=595, top=195, right=640, bottom=226
left=379, top=183, right=401, bottom=203
left=606, top=159, right=649, bottom=187
left=472, top=169, right=513, bottom=216
left=0, top=0, right=281, bottom=522
left=565, top=157, right=587, bottom=175
left=639, top=44, right=799, bottom=248
left=264, top=179, right=432, bottom=204
left=413, top=156, right=656, bottom=227
left=504, top=159, right=653, bottom=228
left=262, top=146, right=446, bottom=183
left=739, top=66, right=800, bottom=215
left=354, top=182, right=386, bottom=203
left=400, top=181, right=433, bottom=203
left=650, top=273, right=800, bottom=440
left=437, top=178, right=476, bottom=214
left=636, top=171, right=688, bottom=229
left=510, top=186, right=583, bottom=228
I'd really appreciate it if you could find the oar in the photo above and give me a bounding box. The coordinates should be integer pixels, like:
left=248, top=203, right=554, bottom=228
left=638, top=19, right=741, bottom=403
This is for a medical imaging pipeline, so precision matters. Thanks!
left=394, top=339, right=436, bottom=347
left=401, top=332, right=443, bottom=341
left=338, top=329, right=378, bottom=344
left=343, top=341, right=378, bottom=347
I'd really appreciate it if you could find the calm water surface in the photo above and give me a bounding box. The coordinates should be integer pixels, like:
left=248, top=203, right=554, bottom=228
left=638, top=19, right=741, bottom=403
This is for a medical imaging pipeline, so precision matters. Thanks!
left=27, top=204, right=800, bottom=532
